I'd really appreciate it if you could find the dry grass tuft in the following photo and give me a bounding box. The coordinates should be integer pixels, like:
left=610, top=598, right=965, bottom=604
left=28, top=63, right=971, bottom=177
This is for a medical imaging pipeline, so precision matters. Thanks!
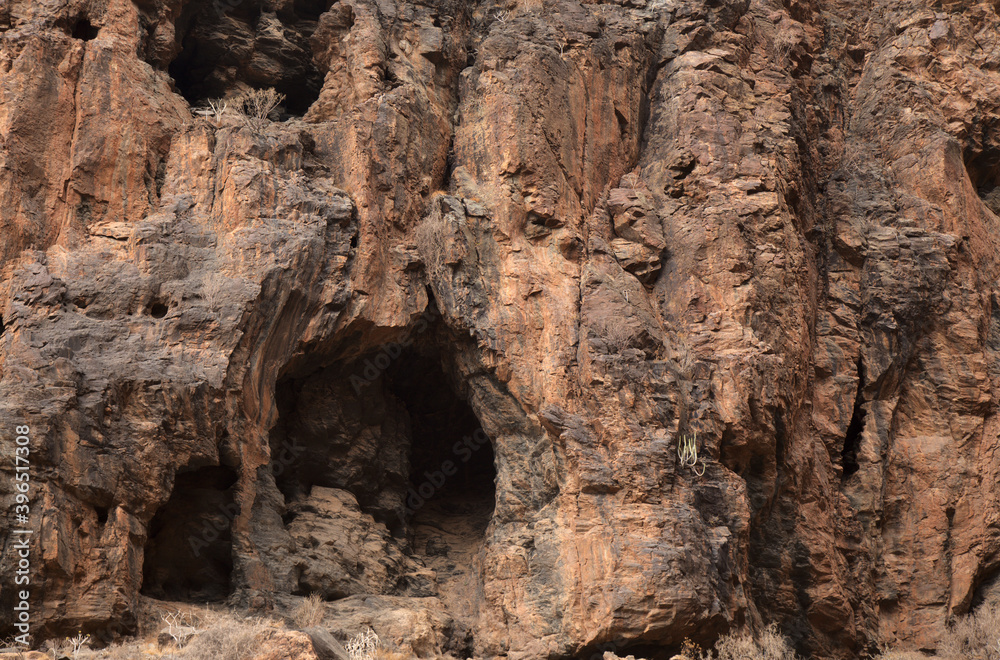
left=85, top=609, right=272, bottom=660
left=291, top=593, right=326, bottom=629
left=703, top=624, right=798, bottom=660
left=938, top=601, right=1000, bottom=660
left=346, top=628, right=380, bottom=660
left=180, top=613, right=269, bottom=660
left=871, top=602, right=1000, bottom=660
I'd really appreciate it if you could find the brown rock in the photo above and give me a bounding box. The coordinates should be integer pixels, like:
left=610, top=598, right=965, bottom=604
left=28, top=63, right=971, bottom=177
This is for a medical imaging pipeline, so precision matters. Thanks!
left=254, top=630, right=321, bottom=660
left=5, top=0, right=1000, bottom=658
left=302, top=627, right=350, bottom=660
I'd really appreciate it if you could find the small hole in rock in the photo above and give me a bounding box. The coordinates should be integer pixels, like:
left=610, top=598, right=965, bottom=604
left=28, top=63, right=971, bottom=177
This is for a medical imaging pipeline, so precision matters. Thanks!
left=148, top=302, right=169, bottom=319
left=0, top=315, right=5, bottom=337
left=95, top=506, right=109, bottom=526
left=71, top=18, right=100, bottom=41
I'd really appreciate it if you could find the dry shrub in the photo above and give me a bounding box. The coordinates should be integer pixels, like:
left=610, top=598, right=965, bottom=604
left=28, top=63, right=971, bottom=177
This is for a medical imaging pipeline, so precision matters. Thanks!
left=597, top=318, right=632, bottom=353
left=91, top=611, right=269, bottom=660
left=291, top=593, right=325, bottom=629
left=346, top=628, right=380, bottom=660
left=94, top=638, right=151, bottom=660
left=201, top=272, right=232, bottom=310
left=939, top=601, right=1000, bottom=660
left=414, top=214, right=454, bottom=270
left=232, top=87, right=285, bottom=133
left=204, top=97, right=233, bottom=128
left=180, top=612, right=269, bottom=660
left=705, top=624, right=798, bottom=660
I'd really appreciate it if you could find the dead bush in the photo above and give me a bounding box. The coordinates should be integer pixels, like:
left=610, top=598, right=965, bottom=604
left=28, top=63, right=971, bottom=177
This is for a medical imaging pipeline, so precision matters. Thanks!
left=703, top=624, right=798, bottom=660
left=179, top=612, right=269, bottom=660
left=90, top=611, right=269, bottom=660
left=597, top=318, right=632, bottom=353
left=346, top=628, right=380, bottom=660
left=414, top=214, right=454, bottom=270
left=938, top=601, right=1000, bottom=660
left=232, top=88, right=285, bottom=134
left=291, top=593, right=325, bottom=629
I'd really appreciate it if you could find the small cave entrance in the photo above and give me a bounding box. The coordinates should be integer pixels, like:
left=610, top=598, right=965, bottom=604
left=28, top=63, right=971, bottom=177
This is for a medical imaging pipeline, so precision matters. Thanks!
left=141, top=466, right=237, bottom=602
left=71, top=17, right=100, bottom=41
left=165, top=0, right=329, bottom=116
left=965, top=145, right=1000, bottom=216
left=58, top=13, right=100, bottom=41
left=270, top=325, right=497, bottom=598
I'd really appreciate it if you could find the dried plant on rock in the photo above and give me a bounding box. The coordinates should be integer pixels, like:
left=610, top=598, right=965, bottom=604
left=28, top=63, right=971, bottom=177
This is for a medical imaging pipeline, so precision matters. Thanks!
left=232, top=88, right=285, bottom=134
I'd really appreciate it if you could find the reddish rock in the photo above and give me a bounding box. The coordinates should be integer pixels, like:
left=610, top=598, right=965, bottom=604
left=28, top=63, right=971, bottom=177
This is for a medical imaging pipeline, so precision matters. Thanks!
left=2, top=0, right=1000, bottom=658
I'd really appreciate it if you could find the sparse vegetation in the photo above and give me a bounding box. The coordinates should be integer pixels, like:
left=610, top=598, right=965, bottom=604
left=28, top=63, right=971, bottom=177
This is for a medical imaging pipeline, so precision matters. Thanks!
left=66, top=632, right=91, bottom=659
left=414, top=213, right=456, bottom=270
left=933, top=601, right=1000, bottom=660
left=706, top=624, right=798, bottom=660
left=678, top=431, right=706, bottom=476
left=866, top=602, right=1000, bottom=660
left=598, top=318, right=632, bottom=353
left=233, top=87, right=285, bottom=133
left=200, top=97, right=232, bottom=128
left=161, top=610, right=194, bottom=645
left=180, top=614, right=269, bottom=660
left=75, top=609, right=271, bottom=660
left=346, top=628, right=381, bottom=660
left=292, top=593, right=326, bottom=629
left=200, top=272, right=231, bottom=310
left=199, top=88, right=285, bottom=134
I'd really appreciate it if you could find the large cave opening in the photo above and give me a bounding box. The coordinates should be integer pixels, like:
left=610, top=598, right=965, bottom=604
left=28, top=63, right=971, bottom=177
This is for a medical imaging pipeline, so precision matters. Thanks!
left=384, top=351, right=496, bottom=587
left=141, top=465, right=237, bottom=602
left=165, top=0, right=329, bottom=116
left=269, top=326, right=496, bottom=600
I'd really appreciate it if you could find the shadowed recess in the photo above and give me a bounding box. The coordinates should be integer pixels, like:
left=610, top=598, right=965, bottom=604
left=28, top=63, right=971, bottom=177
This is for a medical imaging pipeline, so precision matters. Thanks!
left=141, top=466, right=238, bottom=602
left=165, top=0, right=329, bottom=115
left=842, top=358, right=866, bottom=480
left=383, top=350, right=496, bottom=553
left=269, top=325, right=496, bottom=572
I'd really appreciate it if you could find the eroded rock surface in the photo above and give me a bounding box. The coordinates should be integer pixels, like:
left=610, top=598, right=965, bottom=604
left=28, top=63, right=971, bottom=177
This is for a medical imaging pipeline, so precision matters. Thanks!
left=2, top=0, right=1000, bottom=658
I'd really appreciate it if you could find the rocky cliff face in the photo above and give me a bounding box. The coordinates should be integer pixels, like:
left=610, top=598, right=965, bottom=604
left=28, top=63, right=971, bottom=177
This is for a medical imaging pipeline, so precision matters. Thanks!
left=2, top=0, right=1000, bottom=657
